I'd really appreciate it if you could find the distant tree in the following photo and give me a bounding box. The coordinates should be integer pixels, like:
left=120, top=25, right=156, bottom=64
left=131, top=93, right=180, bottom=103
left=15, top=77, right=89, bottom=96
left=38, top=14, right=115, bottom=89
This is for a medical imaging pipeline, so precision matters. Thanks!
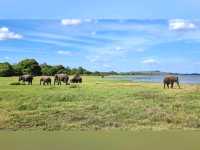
left=77, top=66, right=90, bottom=74
left=12, top=64, right=22, bottom=75
left=41, top=64, right=53, bottom=75
left=65, top=66, right=71, bottom=75
left=51, top=65, right=65, bottom=74
left=17, top=59, right=41, bottom=75
left=93, top=71, right=101, bottom=76
left=0, top=62, right=15, bottom=77
left=109, top=71, right=118, bottom=75
left=71, top=68, right=78, bottom=75
left=84, top=70, right=92, bottom=75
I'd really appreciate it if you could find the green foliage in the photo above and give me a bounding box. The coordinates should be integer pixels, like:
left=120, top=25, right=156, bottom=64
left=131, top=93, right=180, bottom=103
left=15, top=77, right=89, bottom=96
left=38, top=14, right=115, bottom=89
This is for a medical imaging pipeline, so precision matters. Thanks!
left=16, top=59, right=41, bottom=75
left=12, top=64, right=22, bottom=75
left=0, top=62, right=14, bottom=77
left=0, top=58, right=107, bottom=77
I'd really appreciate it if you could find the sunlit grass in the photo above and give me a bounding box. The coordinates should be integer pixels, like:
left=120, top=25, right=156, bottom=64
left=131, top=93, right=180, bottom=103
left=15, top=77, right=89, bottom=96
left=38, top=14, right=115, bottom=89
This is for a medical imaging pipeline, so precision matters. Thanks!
left=0, top=76, right=200, bottom=131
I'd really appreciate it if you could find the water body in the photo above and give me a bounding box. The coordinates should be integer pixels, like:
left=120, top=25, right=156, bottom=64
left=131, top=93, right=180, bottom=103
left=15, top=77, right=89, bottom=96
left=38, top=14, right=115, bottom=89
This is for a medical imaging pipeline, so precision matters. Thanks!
left=106, top=75, right=200, bottom=84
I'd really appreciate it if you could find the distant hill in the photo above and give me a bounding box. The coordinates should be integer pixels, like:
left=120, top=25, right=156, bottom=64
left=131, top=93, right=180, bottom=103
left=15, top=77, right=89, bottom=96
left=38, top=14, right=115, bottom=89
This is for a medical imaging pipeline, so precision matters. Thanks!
left=118, top=71, right=200, bottom=76
left=118, top=71, right=170, bottom=75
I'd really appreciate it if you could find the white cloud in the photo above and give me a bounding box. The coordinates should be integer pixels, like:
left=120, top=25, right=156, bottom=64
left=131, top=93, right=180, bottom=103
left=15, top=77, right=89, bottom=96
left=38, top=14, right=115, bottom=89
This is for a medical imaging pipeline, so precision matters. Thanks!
left=4, top=56, right=10, bottom=60
left=115, top=46, right=124, bottom=51
left=142, top=59, right=159, bottom=65
left=61, top=19, right=81, bottom=26
left=57, top=50, right=71, bottom=55
left=169, top=19, right=197, bottom=31
left=84, top=19, right=92, bottom=23
left=91, top=31, right=96, bottom=36
left=0, top=27, right=23, bottom=40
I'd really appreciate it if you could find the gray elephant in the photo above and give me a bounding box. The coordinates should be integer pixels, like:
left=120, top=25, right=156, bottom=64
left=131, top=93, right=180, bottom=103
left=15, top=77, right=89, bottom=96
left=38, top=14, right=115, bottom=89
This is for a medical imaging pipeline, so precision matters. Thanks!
left=54, top=74, right=69, bottom=85
left=70, top=74, right=82, bottom=83
left=19, top=75, right=33, bottom=85
left=163, top=76, right=180, bottom=89
left=40, top=76, right=51, bottom=85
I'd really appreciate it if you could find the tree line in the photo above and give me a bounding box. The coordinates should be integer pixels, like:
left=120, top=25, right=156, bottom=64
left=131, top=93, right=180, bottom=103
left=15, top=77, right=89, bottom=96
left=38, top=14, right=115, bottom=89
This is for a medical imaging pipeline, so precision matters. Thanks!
left=1, top=58, right=177, bottom=77
left=0, top=58, right=101, bottom=77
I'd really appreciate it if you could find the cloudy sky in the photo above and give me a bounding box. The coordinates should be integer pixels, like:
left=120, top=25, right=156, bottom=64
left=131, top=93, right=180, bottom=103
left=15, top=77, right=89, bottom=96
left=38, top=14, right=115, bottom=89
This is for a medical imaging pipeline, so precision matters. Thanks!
left=0, top=0, right=200, bottom=73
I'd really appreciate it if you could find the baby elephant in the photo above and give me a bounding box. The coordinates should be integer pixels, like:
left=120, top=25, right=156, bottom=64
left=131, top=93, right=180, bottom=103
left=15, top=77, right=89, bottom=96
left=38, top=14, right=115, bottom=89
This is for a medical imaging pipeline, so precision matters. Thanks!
left=163, top=76, right=180, bottom=89
left=40, top=76, right=51, bottom=86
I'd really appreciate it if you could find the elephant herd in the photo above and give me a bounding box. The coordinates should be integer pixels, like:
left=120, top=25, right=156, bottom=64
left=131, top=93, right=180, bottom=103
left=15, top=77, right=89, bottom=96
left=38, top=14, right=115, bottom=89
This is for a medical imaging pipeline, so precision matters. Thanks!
left=18, top=74, right=82, bottom=85
left=18, top=74, right=181, bottom=89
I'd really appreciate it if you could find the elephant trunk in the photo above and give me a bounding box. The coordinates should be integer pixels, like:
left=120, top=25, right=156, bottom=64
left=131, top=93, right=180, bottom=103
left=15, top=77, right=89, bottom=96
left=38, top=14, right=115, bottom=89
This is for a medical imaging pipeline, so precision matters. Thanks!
left=176, top=77, right=180, bottom=89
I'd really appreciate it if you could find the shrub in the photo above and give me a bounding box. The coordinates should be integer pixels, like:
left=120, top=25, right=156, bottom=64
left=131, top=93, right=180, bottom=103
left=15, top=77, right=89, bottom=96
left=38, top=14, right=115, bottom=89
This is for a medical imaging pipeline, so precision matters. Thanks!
left=0, top=62, right=15, bottom=77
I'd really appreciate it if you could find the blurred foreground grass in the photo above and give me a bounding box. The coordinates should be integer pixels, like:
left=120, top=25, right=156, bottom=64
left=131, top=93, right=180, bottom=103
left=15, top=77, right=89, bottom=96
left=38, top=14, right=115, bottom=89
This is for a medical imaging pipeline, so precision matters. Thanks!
left=0, top=131, right=200, bottom=150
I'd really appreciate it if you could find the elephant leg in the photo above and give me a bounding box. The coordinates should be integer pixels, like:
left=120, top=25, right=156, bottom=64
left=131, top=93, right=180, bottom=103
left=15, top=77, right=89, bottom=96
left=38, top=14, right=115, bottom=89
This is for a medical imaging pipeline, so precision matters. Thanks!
left=177, top=82, right=180, bottom=89
left=167, top=83, right=169, bottom=88
left=164, top=83, right=166, bottom=89
left=171, top=82, right=174, bottom=88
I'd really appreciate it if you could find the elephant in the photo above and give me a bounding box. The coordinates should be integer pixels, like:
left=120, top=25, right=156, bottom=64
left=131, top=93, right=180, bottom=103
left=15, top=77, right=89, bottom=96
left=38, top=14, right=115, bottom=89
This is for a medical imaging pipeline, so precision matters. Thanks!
left=18, top=75, right=33, bottom=85
left=54, top=74, right=69, bottom=85
left=40, top=76, right=51, bottom=85
left=70, top=74, right=82, bottom=83
left=163, top=76, right=180, bottom=89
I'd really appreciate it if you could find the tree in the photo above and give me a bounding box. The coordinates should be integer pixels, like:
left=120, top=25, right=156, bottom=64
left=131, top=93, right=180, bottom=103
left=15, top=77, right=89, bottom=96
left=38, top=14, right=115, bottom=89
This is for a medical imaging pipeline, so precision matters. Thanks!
left=41, top=64, right=53, bottom=75
left=17, top=59, right=41, bottom=75
left=0, top=62, right=15, bottom=77
left=71, top=68, right=78, bottom=74
left=64, top=66, right=71, bottom=75
left=12, top=64, right=22, bottom=75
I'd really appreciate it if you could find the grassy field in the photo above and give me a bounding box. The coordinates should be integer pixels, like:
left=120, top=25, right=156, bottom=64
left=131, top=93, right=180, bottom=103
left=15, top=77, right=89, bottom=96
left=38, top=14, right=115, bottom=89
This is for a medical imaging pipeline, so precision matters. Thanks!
left=0, top=76, right=200, bottom=131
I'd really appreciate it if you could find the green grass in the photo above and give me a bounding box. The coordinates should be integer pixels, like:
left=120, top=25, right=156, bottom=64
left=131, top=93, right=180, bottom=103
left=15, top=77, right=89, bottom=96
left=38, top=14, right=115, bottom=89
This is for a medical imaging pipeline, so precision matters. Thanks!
left=0, top=76, right=200, bottom=131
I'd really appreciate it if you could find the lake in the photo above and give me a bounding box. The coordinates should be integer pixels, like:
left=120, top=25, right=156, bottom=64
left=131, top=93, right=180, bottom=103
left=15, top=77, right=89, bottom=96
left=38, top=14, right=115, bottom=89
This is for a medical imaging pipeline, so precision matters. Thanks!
left=105, top=75, right=200, bottom=84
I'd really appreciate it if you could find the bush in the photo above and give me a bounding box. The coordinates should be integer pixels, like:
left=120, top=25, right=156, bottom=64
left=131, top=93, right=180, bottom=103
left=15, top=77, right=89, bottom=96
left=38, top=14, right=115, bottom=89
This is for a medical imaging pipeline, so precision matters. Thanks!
left=0, top=62, right=15, bottom=77
left=17, top=59, right=41, bottom=76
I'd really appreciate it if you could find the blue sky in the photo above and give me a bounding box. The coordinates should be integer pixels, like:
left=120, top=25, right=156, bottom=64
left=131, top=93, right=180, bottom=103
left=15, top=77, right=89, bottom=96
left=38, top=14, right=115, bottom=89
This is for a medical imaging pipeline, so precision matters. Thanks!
left=1, top=0, right=200, bottom=19
left=0, top=1, right=200, bottom=73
